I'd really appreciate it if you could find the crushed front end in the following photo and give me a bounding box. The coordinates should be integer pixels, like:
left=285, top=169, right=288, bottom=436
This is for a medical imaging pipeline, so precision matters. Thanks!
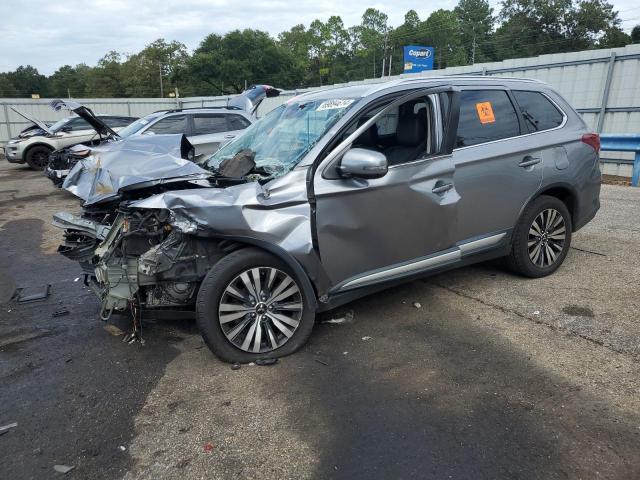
left=54, top=207, right=224, bottom=329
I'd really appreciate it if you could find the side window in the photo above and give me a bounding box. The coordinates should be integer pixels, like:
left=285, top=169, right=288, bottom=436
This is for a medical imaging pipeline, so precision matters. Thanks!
left=456, top=90, right=520, bottom=148
left=147, top=115, right=188, bottom=135
left=102, top=116, right=135, bottom=128
left=227, top=114, right=251, bottom=130
left=352, top=97, right=434, bottom=166
left=192, top=114, right=228, bottom=135
left=513, top=91, right=564, bottom=133
left=67, top=118, right=91, bottom=131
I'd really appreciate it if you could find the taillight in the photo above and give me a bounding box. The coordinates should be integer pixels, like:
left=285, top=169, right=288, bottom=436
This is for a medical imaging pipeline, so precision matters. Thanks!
left=581, top=133, right=600, bottom=153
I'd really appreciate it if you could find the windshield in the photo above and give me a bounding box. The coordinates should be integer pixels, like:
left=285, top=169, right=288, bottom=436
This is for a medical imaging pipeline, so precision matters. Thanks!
left=205, top=97, right=356, bottom=177
left=49, top=117, right=72, bottom=133
left=118, top=112, right=164, bottom=138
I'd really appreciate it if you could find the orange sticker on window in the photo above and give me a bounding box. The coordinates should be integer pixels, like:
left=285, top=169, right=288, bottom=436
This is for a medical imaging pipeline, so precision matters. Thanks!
left=476, top=102, right=496, bottom=124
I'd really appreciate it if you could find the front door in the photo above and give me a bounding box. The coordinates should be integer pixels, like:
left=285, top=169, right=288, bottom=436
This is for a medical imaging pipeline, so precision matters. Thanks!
left=313, top=88, right=461, bottom=290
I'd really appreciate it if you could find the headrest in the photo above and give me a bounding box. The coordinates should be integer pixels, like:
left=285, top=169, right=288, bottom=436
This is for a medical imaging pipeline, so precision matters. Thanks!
left=396, top=113, right=426, bottom=147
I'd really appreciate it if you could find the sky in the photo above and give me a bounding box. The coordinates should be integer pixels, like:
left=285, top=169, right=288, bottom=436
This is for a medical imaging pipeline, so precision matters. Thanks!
left=1, top=0, right=639, bottom=75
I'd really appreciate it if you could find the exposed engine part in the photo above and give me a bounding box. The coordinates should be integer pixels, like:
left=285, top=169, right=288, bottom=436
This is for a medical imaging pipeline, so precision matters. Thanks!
left=146, top=283, right=196, bottom=307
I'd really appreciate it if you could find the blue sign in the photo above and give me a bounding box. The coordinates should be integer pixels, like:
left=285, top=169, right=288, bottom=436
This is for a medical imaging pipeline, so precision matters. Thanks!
left=403, top=46, right=435, bottom=73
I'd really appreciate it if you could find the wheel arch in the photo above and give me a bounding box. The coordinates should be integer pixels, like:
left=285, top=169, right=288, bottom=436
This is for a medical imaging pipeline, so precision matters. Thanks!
left=522, top=182, right=579, bottom=230
left=208, top=236, right=319, bottom=310
left=23, top=142, right=54, bottom=161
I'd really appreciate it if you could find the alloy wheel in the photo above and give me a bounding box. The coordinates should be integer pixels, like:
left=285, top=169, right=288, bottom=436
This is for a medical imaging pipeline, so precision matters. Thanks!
left=528, top=208, right=566, bottom=268
left=31, top=151, right=49, bottom=168
left=218, top=267, right=303, bottom=353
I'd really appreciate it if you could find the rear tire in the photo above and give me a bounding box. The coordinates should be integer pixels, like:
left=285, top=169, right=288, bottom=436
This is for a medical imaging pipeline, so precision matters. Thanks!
left=507, top=195, right=572, bottom=278
left=25, top=145, right=52, bottom=170
left=196, top=248, right=316, bottom=363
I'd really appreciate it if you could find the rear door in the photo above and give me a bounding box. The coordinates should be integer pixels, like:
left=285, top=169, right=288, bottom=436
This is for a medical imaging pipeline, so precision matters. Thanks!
left=188, top=113, right=233, bottom=156
left=451, top=87, right=544, bottom=243
left=313, top=88, right=461, bottom=290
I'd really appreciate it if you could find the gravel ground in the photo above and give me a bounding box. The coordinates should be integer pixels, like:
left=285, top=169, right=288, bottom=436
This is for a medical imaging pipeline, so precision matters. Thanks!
left=0, top=159, right=638, bottom=480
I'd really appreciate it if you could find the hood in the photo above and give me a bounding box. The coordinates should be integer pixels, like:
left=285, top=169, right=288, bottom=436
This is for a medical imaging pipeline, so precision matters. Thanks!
left=228, top=85, right=281, bottom=116
left=49, top=99, right=120, bottom=139
left=62, top=134, right=211, bottom=206
left=11, top=107, right=53, bottom=135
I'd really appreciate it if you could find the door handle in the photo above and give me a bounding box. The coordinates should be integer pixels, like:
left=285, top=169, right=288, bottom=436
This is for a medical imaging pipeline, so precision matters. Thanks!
left=432, top=182, right=454, bottom=194
left=519, top=156, right=541, bottom=168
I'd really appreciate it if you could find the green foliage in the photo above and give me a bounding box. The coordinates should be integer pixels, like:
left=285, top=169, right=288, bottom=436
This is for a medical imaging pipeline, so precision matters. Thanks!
left=0, top=1, right=632, bottom=98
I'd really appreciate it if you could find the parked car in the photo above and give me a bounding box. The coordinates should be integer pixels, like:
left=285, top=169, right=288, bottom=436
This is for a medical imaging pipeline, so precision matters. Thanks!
left=53, top=77, right=601, bottom=363
left=4, top=107, right=136, bottom=169
left=45, top=85, right=280, bottom=186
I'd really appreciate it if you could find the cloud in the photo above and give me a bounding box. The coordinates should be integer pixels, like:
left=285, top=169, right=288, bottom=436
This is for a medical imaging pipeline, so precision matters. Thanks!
left=0, top=0, right=637, bottom=74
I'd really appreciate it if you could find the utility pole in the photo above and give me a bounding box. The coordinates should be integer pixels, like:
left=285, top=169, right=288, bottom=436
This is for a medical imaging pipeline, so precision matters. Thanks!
left=471, top=26, right=477, bottom=66
left=381, top=32, right=388, bottom=78
left=159, top=63, right=164, bottom=98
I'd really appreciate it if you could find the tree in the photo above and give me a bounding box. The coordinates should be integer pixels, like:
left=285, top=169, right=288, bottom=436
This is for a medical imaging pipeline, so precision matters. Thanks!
left=352, top=8, right=390, bottom=77
left=631, top=25, right=640, bottom=43
left=0, top=74, right=19, bottom=97
left=85, top=52, right=125, bottom=97
left=6, top=65, right=49, bottom=97
left=423, top=9, right=467, bottom=69
left=49, top=65, right=89, bottom=98
left=121, top=39, right=189, bottom=97
left=454, top=0, right=494, bottom=63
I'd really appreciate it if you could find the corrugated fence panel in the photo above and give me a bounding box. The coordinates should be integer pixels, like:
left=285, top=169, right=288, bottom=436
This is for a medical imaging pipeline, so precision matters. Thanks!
left=2, top=44, right=639, bottom=155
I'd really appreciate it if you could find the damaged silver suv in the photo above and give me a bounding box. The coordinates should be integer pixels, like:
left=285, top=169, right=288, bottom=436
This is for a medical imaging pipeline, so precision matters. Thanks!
left=54, top=77, right=601, bottom=363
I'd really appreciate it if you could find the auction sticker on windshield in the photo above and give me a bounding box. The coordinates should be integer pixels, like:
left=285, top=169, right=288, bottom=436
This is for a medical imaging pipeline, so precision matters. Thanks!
left=317, top=99, right=355, bottom=111
left=475, top=102, right=495, bottom=124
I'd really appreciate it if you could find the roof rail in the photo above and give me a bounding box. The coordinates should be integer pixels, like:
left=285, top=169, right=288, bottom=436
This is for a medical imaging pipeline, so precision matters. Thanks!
left=151, top=105, right=244, bottom=114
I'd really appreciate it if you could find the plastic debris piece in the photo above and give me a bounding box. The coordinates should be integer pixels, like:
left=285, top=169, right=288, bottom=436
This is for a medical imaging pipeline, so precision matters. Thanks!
left=343, top=351, right=348, bottom=355
left=0, top=422, right=18, bottom=433
left=231, top=363, right=241, bottom=370
left=255, top=358, right=278, bottom=366
left=74, top=277, right=80, bottom=282
left=413, top=302, right=422, bottom=309
left=103, top=324, right=124, bottom=336
left=17, top=284, right=51, bottom=303
left=533, top=311, right=540, bottom=315
left=314, top=358, right=329, bottom=366
left=118, top=445, right=126, bottom=451
left=361, top=336, right=372, bottom=341
left=52, top=309, right=70, bottom=318
left=53, top=465, right=75, bottom=474
left=203, top=442, right=214, bottom=453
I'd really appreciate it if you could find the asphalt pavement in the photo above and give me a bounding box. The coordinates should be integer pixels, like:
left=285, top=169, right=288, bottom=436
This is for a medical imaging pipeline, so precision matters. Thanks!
left=1, top=159, right=639, bottom=479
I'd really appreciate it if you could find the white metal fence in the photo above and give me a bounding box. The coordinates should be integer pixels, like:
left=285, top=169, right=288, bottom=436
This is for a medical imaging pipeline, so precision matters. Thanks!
left=2, top=43, right=639, bottom=176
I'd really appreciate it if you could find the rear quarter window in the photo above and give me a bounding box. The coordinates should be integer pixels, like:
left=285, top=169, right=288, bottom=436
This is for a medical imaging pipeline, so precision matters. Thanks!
left=227, top=114, right=251, bottom=130
left=513, top=90, right=564, bottom=132
left=456, top=90, right=520, bottom=148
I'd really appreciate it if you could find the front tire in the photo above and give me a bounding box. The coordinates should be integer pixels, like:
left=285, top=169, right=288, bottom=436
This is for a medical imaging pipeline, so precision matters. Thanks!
left=25, top=145, right=52, bottom=170
left=196, top=248, right=316, bottom=363
left=507, top=195, right=572, bottom=278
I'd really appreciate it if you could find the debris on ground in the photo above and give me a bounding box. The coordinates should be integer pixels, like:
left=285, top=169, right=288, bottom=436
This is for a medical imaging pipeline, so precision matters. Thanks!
left=322, top=310, right=354, bottom=324
left=203, top=442, right=215, bottom=453
left=343, top=351, right=348, bottom=355
left=255, top=358, right=278, bottom=366
left=118, top=445, right=126, bottom=451
left=52, top=309, right=69, bottom=318
left=0, top=422, right=18, bottom=432
left=231, top=363, right=241, bottom=370
left=74, top=277, right=80, bottom=282
left=0, top=422, right=18, bottom=435
left=53, top=464, right=75, bottom=474
left=533, top=311, right=540, bottom=315
left=314, top=358, right=329, bottom=366
left=17, top=284, right=51, bottom=303
left=361, top=336, right=372, bottom=341
left=413, top=302, right=422, bottom=309
left=103, top=324, right=124, bottom=337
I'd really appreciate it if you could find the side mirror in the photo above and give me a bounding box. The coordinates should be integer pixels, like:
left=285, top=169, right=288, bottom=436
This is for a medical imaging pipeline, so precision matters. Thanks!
left=338, top=148, right=388, bottom=179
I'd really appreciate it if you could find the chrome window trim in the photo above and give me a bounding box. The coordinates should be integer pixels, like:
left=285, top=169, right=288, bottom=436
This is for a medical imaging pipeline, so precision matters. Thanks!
left=453, top=90, right=568, bottom=152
